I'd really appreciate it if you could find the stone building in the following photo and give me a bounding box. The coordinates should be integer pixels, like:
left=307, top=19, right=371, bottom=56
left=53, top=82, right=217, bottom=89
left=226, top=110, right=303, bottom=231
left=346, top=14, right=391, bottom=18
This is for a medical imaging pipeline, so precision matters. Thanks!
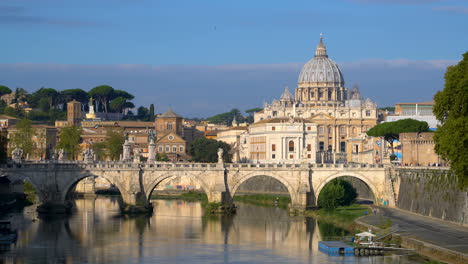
left=7, top=125, right=57, bottom=160
left=400, top=132, right=442, bottom=166
left=248, top=117, right=317, bottom=163
left=154, top=108, right=203, bottom=161
left=386, top=101, right=439, bottom=129
left=67, top=99, right=82, bottom=126
left=252, top=36, right=378, bottom=162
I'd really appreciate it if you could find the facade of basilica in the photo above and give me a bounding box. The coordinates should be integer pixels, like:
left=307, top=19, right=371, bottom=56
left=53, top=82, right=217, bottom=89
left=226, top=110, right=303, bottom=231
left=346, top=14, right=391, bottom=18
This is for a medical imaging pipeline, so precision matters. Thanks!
left=221, top=36, right=379, bottom=163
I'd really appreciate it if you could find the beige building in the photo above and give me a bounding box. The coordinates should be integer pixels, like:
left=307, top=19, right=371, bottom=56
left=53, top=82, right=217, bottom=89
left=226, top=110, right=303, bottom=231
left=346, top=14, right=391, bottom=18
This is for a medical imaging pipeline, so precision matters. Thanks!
left=400, top=132, right=442, bottom=166
left=7, top=125, right=57, bottom=160
left=252, top=36, right=378, bottom=162
left=248, top=117, right=317, bottom=163
left=216, top=126, right=249, bottom=162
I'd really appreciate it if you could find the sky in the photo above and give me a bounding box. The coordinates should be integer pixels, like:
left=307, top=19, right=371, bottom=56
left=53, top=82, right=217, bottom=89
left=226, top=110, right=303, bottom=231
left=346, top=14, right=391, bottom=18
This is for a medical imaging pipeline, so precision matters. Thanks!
left=0, top=0, right=467, bottom=117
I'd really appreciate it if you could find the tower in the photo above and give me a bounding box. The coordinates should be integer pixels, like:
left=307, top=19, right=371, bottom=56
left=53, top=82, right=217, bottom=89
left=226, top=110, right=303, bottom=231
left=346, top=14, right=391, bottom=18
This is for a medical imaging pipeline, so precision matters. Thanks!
left=67, top=100, right=82, bottom=126
left=155, top=107, right=183, bottom=139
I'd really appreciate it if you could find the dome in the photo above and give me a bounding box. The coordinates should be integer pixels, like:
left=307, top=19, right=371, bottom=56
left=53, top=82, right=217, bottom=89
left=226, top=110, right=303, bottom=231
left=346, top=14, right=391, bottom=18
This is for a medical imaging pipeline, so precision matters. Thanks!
left=298, top=36, right=344, bottom=85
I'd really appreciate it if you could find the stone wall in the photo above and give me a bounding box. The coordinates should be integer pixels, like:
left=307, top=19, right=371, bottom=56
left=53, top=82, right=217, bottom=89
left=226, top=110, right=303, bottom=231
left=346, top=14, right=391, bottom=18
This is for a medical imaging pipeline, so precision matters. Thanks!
left=396, top=168, right=468, bottom=225
left=235, top=176, right=289, bottom=196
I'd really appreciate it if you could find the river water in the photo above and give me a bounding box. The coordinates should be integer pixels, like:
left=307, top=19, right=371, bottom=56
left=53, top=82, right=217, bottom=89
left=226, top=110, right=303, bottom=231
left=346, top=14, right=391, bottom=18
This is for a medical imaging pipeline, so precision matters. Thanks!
left=1, top=197, right=426, bottom=264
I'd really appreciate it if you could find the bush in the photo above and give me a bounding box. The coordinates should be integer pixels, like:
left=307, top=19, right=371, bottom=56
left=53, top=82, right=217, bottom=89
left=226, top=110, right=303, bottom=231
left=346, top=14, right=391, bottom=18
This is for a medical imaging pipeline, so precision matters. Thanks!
left=318, top=179, right=357, bottom=210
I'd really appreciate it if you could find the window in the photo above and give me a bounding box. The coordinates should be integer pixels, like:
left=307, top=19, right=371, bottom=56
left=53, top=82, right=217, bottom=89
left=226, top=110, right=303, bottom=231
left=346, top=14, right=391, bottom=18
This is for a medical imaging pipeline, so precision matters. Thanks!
left=165, top=146, right=170, bottom=152
left=307, top=144, right=311, bottom=151
left=340, top=142, right=346, bottom=152
left=288, top=141, right=294, bottom=152
left=340, top=126, right=346, bottom=135
left=352, top=127, right=357, bottom=136
left=179, top=146, right=184, bottom=152
left=273, top=111, right=277, bottom=117
left=366, top=110, right=371, bottom=117
left=307, top=126, right=311, bottom=131
left=328, top=145, right=332, bottom=151
left=289, top=154, right=293, bottom=159
left=318, top=126, right=324, bottom=134
left=272, top=144, right=276, bottom=151
left=167, top=123, right=173, bottom=130
left=272, top=154, right=276, bottom=159
left=173, top=146, right=177, bottom=152
left=354, top=145, right=359, bottom=153
left=158, top=146, right=163, bottom=152
left=328, top=90, right=332, bottom=99
left=328, top=127, right=332, bottom=134
left=319, top=142, right=324, bottom=151
left=272, top=126, right=275, bottom=131
left=311, top=92, right=314, bottom=98
left=307, top=154, right=311, bottom=159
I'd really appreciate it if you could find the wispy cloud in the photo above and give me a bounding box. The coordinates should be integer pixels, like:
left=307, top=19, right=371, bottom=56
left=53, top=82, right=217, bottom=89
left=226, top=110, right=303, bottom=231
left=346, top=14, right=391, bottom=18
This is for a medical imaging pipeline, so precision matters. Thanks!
left=346, top=0, right=443, bottom=4
left=0, top=4, right=103, bottom=27
left=433, top=6, right=468, bottom=14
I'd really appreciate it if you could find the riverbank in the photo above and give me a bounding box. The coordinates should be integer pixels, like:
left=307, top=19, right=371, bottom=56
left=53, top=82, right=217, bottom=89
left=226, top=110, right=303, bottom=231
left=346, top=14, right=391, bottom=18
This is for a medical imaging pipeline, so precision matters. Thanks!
left=233, top=194, right=290, bottom=208
left=358, top=207, right=468, bottom=264
left=304, top=204, right=370, bottom=232
left=151, top=191, right=208, bottom=202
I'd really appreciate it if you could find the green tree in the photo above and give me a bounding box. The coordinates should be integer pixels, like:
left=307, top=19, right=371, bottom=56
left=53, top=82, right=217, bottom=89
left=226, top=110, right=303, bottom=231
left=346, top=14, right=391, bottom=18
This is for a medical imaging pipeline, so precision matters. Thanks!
left=137, top=106, right=149, bottom=120
left=156, top=153, right=170, bottom=162
left=88, top=85, right=114, bottom=115
left=92, top=142, right=107, bottom=161
left=30, top=88, right=59, bottom=110
left=245, top=107, right=263, bottom=123
left=0, top=130, right=7, bottom=163
left=112, top=90, right=134, bottom=100
left=110, top=97, right=128, bottom=113
left=317, top=179, right=357, bottom=210
left=57, top=125, right=82, bottom=160
left=149, top=104, right=155, bottom=121
left=0, top=85, right=12, bottom=96
left=367, top=118, right=429, bottom=154
left=189, top=138, right=232, bottom=163
left=60, top=88, right=89, bottom=104
left=207, top=108, right=244, bottom=125
left=104, top=129, right=124, bottom=161
left=10, top=118, right=35, bottom=157
left=433, top=52, right=468, bottom=189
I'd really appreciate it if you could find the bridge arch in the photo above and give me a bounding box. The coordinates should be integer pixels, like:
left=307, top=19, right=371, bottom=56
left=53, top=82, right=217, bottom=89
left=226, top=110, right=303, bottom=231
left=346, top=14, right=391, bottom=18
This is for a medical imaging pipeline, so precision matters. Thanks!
left=314, top=172, right=379, bottom=204
left=144, top=171, right=212, bottom=201
left=60, top=173, right=125, bottom=203
left=230, top=172, right=297, bottom=203
left=2, top=172, right=44, bottom=202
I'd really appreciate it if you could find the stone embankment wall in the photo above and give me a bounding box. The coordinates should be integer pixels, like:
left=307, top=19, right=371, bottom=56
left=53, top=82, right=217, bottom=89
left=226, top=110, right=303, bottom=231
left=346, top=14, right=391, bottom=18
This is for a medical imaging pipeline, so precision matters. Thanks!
left=396, top=168, right=468, bottom=225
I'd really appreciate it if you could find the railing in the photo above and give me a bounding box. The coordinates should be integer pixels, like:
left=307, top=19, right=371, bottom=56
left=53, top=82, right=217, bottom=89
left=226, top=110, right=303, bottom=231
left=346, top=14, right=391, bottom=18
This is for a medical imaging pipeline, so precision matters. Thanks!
left=0, top=160, right=387, bottom=170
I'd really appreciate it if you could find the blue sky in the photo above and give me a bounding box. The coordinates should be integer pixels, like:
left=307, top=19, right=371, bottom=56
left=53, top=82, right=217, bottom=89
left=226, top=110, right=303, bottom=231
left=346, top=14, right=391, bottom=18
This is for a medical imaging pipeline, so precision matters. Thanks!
left=0, top=0, right=467, bottom=117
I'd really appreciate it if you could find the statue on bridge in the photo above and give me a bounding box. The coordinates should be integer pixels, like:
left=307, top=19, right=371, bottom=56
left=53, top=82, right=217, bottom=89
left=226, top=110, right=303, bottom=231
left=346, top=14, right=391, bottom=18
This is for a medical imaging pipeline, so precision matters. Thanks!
left=147, top=131, right=156, bottom=164
left=133, top=149, right=141, bottom=163
left=217, top=148, right=224, bottom=164
left=82, top=148, right=94, bottom=163
left=122, top=138, right=131, bottom=162
left=12, top=147, right=23, bottom=163
left=57, top=149, right=67, bottom=161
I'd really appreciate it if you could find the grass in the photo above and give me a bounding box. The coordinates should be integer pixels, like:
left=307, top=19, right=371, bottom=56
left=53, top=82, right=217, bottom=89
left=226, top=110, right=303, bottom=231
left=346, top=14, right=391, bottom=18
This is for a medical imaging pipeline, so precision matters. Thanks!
left=151, top=191, right=208, bottom=202
left=233, top=194, right=291, bottom=208
left=305, top=204, right=370, bottom=232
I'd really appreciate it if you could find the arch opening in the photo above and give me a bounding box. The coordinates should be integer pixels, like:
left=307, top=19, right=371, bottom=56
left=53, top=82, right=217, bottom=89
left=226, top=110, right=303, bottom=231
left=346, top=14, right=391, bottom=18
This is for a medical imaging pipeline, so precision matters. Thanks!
left=64, top=175, right=122, bottom=201
left=232, top=175, right=292, bottom=208
left=146, top=174, right=209, bottom=202
left=0, top=175, right=40, bottom=206
left=316, top=176, right=376, bottom=207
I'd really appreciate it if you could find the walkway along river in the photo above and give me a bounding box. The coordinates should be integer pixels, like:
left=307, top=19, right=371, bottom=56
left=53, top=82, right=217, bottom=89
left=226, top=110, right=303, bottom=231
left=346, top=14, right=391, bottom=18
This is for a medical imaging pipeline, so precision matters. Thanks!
left=0, top=196, right=431, bottom=264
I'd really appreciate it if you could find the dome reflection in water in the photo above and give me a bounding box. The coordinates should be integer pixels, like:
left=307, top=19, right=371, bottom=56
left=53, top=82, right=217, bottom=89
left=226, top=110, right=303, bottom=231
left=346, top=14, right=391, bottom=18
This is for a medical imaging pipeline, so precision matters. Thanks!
left=1, top=196, right=425, bottom=264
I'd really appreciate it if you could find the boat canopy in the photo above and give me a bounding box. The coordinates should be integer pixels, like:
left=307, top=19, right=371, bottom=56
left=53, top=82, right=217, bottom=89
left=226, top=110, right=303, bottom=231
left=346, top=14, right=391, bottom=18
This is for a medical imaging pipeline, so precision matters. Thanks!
left=355, top=231, right=376, bottom=237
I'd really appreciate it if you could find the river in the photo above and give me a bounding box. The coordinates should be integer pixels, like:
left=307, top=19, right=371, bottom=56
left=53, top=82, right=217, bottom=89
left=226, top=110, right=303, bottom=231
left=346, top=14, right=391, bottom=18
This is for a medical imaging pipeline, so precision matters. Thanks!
left=0, top=196, right=427, bottom=264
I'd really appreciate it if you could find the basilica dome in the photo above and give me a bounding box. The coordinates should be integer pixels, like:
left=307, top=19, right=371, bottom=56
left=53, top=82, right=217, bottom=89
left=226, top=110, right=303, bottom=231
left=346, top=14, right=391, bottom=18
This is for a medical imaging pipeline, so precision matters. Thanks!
left=298, top=37, right=344, bottom=85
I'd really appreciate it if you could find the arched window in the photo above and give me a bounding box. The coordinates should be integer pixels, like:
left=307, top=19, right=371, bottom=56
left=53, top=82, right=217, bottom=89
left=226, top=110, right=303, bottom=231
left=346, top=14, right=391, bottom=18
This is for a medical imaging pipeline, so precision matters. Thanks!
left=352, top=127, right=357, bottom=136
left=328, top=126, right=333, bottom=134
left=340, top=126, right=346, bottom=135
left=288, top=141, right=294, bottom=152
left=318, top=126, right=324, bottom=134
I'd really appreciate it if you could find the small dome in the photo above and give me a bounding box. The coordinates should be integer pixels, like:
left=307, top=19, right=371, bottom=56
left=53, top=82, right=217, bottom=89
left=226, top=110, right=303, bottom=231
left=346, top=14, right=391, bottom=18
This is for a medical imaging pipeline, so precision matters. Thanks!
left=280, top=86, right=294, bottom=101
left=298, top=36, right=344, bottom=85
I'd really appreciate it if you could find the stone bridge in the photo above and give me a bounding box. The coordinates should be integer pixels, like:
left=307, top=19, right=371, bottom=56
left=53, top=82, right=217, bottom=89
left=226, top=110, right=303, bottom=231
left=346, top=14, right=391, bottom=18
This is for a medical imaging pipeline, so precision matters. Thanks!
left=0, top=161, right=395, bottom=213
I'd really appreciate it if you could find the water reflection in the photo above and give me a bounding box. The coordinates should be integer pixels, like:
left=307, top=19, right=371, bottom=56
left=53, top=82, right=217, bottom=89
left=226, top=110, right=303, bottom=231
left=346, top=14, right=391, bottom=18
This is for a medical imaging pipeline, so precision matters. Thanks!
left=0, top=197, right=424, bottom=264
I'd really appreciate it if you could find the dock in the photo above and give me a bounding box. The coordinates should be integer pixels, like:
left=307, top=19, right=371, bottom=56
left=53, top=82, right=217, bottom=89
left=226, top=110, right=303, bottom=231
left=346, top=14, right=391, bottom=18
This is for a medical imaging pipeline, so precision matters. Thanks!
left=318, top=241, right=354, bottom=256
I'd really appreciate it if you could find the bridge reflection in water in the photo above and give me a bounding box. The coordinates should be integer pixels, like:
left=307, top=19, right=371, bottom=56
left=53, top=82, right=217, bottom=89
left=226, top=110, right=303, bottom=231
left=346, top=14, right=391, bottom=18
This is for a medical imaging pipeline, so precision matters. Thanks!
left=1, top=197, right=423, bottom=264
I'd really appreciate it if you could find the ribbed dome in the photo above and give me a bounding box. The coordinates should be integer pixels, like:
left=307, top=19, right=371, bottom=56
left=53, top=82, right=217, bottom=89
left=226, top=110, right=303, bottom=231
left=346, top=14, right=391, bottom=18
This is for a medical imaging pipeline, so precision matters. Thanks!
left=298, top=36, right=344, bottom=85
